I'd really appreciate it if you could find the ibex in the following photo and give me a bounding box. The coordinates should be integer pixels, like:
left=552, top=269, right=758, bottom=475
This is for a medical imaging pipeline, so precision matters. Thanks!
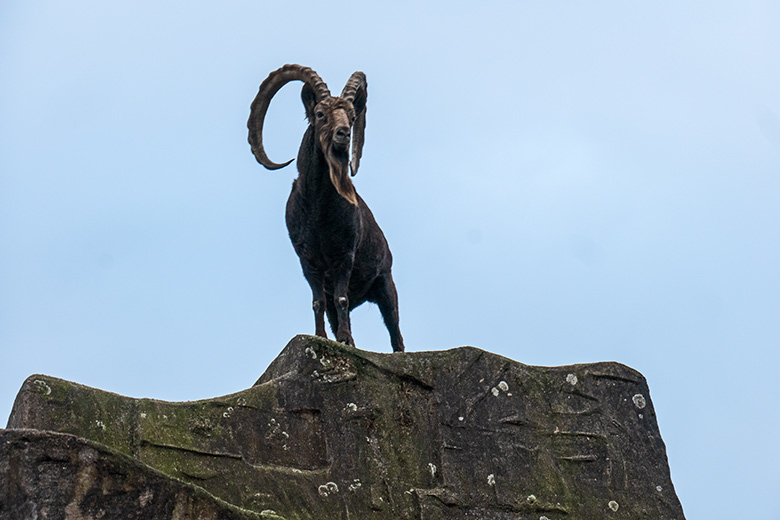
left=248, top=64, right=405, bottom=352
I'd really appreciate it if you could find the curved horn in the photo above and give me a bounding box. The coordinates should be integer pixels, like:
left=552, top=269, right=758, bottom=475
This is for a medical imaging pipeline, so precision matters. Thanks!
left=341, top=72, right=367, bottom=176
left=248, top=64, right=331, bottom=170
left=340, top=71, right=365, bottom=104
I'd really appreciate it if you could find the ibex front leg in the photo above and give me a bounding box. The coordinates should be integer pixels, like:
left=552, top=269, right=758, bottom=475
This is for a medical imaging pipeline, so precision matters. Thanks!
left=301, top=263, right=328, bottom=338
left=332, top=263, right=355, bottom=347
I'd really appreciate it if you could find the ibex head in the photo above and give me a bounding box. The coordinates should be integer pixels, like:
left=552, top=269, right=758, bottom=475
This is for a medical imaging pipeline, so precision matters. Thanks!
left=248, top=64, right=367, bottom=206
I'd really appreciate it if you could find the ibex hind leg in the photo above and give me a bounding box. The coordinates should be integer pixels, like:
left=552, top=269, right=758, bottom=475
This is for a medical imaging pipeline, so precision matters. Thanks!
left=371, top=273, right=405, bottom=352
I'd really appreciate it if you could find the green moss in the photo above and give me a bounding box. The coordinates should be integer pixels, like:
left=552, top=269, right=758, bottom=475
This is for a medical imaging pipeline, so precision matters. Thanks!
left=16, top=375, right=138, bottom=456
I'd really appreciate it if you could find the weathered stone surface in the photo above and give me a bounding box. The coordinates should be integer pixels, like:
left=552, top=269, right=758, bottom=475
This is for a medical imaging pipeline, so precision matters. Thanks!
left=4, top=335, right=686, bottom=519
left=0, top=429, right=271, bottom=520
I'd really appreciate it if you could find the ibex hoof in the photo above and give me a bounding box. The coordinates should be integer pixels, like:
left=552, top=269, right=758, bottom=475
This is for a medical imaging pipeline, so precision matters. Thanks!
left=337, top=333, right=354, bottom=347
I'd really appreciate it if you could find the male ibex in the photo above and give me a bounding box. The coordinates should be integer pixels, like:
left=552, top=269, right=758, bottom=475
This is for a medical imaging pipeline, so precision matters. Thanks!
left=248, top=64, right=404, bottom=352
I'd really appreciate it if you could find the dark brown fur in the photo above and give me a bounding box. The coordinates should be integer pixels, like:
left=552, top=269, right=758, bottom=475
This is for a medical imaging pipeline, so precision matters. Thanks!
left=248, top=65, right=404, bottom=352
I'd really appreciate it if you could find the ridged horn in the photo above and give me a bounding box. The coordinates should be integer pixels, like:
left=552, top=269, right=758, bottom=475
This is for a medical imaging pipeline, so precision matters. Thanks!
left=341, top=71, right=367, bottom=176
left=248, top=64, right=331, bottom=170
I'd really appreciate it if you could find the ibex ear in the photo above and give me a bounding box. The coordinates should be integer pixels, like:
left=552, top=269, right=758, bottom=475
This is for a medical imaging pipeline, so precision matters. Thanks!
left=301, top=83, right=318, bottom=123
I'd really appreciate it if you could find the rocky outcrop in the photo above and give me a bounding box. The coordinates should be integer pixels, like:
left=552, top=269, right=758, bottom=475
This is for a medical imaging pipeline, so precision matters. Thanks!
left=2, top=335, right=686, bottom=519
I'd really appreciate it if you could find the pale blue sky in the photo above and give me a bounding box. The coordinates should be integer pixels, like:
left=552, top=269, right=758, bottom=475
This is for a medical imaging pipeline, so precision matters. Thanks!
left=2, top=2, right=780, bottom=518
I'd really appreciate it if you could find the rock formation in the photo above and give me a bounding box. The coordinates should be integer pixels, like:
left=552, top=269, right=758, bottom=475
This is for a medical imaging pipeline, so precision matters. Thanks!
left=1, top=335, right=686, bottom=519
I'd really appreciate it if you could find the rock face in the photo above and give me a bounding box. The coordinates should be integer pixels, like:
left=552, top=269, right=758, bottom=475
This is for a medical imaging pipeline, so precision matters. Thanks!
left=2, top=335, right=686, bottom=519
left=0, top=429, right=268, bottom=520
